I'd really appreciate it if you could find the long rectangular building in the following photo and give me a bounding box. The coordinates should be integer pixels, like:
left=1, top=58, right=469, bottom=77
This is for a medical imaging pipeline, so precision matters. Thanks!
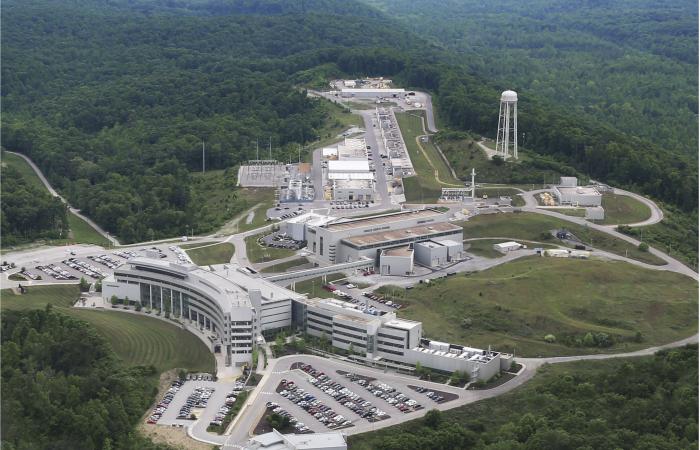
left=305, top=209, right=462, bottom=264
left=292, top=296, right=509, bottom=381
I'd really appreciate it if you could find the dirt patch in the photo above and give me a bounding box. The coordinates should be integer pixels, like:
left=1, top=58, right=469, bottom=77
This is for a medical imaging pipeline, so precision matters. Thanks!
left=138, top=369, right=210, bottom=450
left=139, top=424, right=211, bottom=450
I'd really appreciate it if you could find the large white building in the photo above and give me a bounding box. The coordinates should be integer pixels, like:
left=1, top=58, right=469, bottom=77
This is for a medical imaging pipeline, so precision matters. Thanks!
left=305, top=209, right=463, bottom=264
left=553, top=186, right=602, bottom=206
left=294, top=296, right=510, bottom=381
left=102, top=257, right=302, bottom=366
left=244, top=430, right=346, bottom=450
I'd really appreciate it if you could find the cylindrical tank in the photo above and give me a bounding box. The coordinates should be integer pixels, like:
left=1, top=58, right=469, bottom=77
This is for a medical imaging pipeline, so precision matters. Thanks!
left=500, top=90, right=518, bottom=102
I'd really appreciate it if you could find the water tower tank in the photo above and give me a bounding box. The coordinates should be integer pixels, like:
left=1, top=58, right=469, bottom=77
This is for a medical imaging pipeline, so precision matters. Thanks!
left=501, top=90, right=518, bottom=102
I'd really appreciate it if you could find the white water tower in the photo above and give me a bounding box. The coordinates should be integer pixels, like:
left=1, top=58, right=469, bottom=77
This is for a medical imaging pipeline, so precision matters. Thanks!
left=496, top=90, right=518, bottom=160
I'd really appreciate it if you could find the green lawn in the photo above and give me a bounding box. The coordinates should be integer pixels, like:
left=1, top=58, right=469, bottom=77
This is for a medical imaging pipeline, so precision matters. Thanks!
left=466, top=239, right=512, bottom=258
left=215, top=187, right=275, bottom=235
left=547, top=208, right=586, bottom=217
left=380, top=257, right=697, bottom=357
left=67, top=212, right=111, bottom=246
left=245, top=233, right=297, bottom=263
left=2, top=285, right=214, bottom=373
left=599, top=193, right=651, bottom=225
left=395, top=111, right=450, bottom=203
left=460, top=212, right=665, bottom=265
left=185, top=242, right=235, bottom=266
left=304, top=100, right=364, bottom=157
left=290, top=273, right=347, bottom=298
left=259, top=257, right=311, bottom=273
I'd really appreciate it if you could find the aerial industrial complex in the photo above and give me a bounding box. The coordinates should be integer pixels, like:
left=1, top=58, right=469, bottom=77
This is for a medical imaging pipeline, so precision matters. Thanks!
left=4, top=77, right=685, bottom=450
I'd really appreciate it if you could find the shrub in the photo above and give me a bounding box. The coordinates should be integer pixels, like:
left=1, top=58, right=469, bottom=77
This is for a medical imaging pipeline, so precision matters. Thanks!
left=544, top=334, right=556, bottom=343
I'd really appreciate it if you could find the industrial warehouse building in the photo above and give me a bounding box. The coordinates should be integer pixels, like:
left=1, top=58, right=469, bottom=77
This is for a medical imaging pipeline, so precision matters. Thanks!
left=379, top=246, right=414, bottom=275
left=303, top=208, right=463, bottom=264
left=102, top=257, right=302, bottom=367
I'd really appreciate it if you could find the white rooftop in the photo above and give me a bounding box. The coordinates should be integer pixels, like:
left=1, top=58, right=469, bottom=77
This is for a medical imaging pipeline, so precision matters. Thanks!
left=328, top=172, right=375, bottom=180
left=328, top=160, right=369, bottom=173
left=245, top=430, right=347, bottom=450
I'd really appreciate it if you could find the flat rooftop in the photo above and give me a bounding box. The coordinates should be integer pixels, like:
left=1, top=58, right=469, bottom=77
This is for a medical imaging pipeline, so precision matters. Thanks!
left=333, top=179, right=373, bottom=189
left=343, top=221, right=462, bottom=247
left=382, top=245, right=413, bottom=257
left=556, top=186, right=601, bottom=196
left=384, top=318, right=421, bottom=330
left=328, top=160, right=369, bottom=172
left=324, top=208, right=443, bottom=232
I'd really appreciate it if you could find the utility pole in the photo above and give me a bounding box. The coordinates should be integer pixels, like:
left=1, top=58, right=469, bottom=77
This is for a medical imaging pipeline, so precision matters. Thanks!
left=269, top=136, right=272, bottom=160
left=256, top=139, right=259, bottom=161
left=202, top=141, right=205, bottom=173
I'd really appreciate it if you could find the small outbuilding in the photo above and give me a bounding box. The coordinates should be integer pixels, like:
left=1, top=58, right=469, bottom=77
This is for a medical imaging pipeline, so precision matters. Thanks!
left=493, top=241, right=523, bottom=253
left=379, top=246, right=414, bottom=275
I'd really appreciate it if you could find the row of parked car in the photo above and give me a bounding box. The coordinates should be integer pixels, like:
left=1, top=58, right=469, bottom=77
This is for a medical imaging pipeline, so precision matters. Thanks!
left=65, top=257, right=105, bottom=278
left=362, top=380, right=423, bottom=414
left=301, top=364, right=387, bottom=422
left=278, top=379, right=353, bottom=430
left=362, top=292, right=403, bottom=309
left=330, top=202, right=370, bottom=210
left=147, top=379, right=184, bottom=424
left=114, top=250, right=138, bottom=259
left=414, top=386, right=446, bottom=403
left=87, top=254, right=121, bottom=269
left=265, top=402, right=312, bottom=434
left=168, top=246, right=193, bottom=264
left=209, top=391, right=238, bottom=427
left=35, top=264, right=77, bottom=281
left=177, top=386, right=215, bottom=419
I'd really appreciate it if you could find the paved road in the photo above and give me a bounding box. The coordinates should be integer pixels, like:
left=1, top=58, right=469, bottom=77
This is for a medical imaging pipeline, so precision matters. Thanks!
left=604, top=187, right=664, bottom=227
left=7, top=151, right=121, bottom=246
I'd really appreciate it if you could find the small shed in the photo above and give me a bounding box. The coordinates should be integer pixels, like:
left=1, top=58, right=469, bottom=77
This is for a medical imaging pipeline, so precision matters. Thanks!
left=493, top=241, right=523, bottom=253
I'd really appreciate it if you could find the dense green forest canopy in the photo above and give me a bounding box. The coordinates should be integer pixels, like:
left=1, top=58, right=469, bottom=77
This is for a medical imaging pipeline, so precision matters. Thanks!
left=2, top=0, right=696, bottom=245
left=364, top=0, right=698, bottom=156
left=1, top=158, right=68, bottom=246
left=1, top=307, right=171, bottom=450
left=349, top=345, right=699, bottom=450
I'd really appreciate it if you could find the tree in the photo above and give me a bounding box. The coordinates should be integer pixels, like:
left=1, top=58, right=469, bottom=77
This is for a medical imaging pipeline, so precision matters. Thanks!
left=79, top=277, right=90, bottom=292
left=95, top=279, right=102, bottom=292
left=544, top=334, right=556, bottom=343
left=110, top=295, right=118, bottom=306
left=348, top=343, right=355, bottom=355
left=638, top=242, right=649, bottom=252
left=424, top=409, right=443, bottom=429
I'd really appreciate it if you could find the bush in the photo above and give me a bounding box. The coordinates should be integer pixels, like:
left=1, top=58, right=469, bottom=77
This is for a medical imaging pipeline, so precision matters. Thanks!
left=544, top=334, right=556, bottom=343
left=638, top=242, right=649, bottom=252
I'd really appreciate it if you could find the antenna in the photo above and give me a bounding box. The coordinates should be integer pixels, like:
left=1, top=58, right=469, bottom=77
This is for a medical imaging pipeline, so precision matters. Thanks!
left=298, top=145, right=301, bottom=164
left=269, top=136, right=272, bottom=160
left=202, top=141, right=205, bottom=173
left=256, top=139, right=259, bottom=160
left=471, top=168, right=476, bottom=200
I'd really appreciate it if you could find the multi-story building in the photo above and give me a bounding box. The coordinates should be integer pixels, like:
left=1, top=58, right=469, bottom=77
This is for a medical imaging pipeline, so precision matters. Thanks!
left=293, top=296, right=510, bottom=381
left=102, top=257, right=302, bottom=367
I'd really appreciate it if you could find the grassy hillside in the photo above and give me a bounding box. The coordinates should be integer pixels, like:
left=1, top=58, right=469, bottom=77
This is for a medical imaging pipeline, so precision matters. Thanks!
left=2, top=285, right=214, bottom=373
left=379, top=257, right=697, bottom=357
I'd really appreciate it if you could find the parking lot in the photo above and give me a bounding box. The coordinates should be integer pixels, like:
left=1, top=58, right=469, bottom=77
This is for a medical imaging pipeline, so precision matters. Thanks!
left=250, top=356, right=460, bottom=437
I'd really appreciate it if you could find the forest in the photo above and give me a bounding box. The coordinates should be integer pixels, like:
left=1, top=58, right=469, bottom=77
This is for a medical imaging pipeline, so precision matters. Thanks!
left=1, top=307, right=171, bottom=450
left=364, top=0, right=698, bottom=156
left=349, top=345, right=699, bottom=450
left=2, top=0, right=696, bottom=245
left=1, top=160, right=68, bottom=246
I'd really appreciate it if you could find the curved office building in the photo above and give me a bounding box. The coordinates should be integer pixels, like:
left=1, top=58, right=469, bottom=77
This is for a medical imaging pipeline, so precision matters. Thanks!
left=102, top=257, right=300, bottom=366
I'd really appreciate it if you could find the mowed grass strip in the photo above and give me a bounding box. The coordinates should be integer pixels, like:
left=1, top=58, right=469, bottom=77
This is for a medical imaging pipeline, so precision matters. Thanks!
left=67, top=211, right=111, bottom=247
left=185, top=242, right=235, bottom=266
left=259, top=257, right=311, bottom=273
left=383, top=257, right=697, bottom=357
left=2, top=285, right=214, bottom=373
left=395, top=112, right=444, bottom=203
left=460, top=212, right=665, bottom=265
left=600, top=193, right=651, bottom=225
